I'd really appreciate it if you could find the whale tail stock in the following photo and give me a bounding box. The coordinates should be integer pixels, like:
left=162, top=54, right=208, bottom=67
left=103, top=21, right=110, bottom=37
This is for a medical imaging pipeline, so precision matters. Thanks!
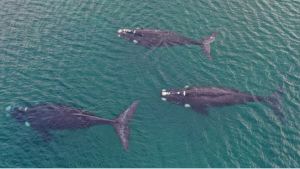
left=112, top=101, right=139, bottom=151
left=199, top=32, right=218, bottom=60
left=263, top=86, right=285, bottom=123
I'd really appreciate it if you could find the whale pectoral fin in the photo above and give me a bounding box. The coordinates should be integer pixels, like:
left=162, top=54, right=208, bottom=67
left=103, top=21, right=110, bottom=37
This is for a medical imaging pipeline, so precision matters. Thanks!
left=200, top=32, right=217, bottom=60
left=144, top=47, right=156, bottom=57
left=199, top=109, right=209, bottom=116
left=191, top=106, right=209, bottom=115
left=201, top=44, right=212, bottom=60
left=37, top=129, right=52, bottom=142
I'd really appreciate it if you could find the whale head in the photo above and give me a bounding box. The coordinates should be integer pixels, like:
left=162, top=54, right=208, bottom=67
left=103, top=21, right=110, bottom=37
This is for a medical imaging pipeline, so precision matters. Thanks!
left=9, top=106, right=29, bottom=123
left=160, top=88, right=186, bottom=105
left=117, top=28, right=136, bottom=39
left=117, top=28, right=144, bottom=44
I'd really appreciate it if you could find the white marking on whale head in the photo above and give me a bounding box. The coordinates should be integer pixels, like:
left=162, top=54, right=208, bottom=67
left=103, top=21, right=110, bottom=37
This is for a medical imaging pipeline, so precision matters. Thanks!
left=183, top=91, right=186, bottom=96
left=177, top=92, right=180, bottom=94
left=184, top=104, right=191, bottom=108
left=118, top=29, right=133, bottom=34
left=161, top=91, right=170, bottom=96
left=5, top=105, right=12, bottom=111
left=25, top=121, right=31, bottom=127
left=162, top=89, right=166, bottom=92
left=184, top=85, right=189, bottom=88
left=133, top=30, right=136, bottom=34
left=161, top=97, right=167, bottom=101
left=118, top=34, right=121, bottom=37
left=133, top=40, right=138, bottom=44
left=24, top=107, right=28, bottom=111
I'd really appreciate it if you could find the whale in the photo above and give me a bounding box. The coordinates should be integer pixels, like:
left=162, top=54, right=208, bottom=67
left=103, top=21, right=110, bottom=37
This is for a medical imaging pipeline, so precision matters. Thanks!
left=7, top=101, right=139, bottom=150
left=117, top=28, right=217, bottom=59
left=160, top=86, right=284, bottom=122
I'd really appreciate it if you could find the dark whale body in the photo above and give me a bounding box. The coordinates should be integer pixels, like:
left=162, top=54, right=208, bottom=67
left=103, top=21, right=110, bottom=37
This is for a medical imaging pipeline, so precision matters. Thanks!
left=8, top=101, right=139, bottom=150
left=118, top=28, right=217, bottom=59
left=161, top=86, right=284, bottom=122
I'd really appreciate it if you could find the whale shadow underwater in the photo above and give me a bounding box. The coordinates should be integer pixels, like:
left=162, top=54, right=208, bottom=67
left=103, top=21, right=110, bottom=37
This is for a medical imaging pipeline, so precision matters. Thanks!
left=117, top=28, right=218, bottom=60
left=6, top=101, right=139, bottom=151
left=160, top=86, right=285, bottom=123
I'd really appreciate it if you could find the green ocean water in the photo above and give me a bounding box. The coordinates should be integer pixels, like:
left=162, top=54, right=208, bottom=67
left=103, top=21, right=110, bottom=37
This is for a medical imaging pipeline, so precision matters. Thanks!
left=0, top=0, right=299, bottom=167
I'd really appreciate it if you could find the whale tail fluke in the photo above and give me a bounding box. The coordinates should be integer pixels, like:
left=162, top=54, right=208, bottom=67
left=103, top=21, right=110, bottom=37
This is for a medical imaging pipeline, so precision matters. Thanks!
left=113, top=101, right=139, bottom=151
left=200, top=32, right=218, bottom=60
left=264, top=86, right=285, bottom=123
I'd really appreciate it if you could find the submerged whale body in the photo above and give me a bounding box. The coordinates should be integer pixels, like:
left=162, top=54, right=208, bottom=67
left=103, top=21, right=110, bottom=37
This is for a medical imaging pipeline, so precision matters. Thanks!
left=9, top=101, right=139, bottom=150
left=161, top=86, right=285, bottom=122
left=117, top=28, right=217, bottom=59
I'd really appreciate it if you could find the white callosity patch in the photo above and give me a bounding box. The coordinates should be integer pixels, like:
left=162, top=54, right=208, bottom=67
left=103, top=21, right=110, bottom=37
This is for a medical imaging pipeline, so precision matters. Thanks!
left=183, top=91, right=186, bottom=96
left=161, top=91, right=170, bottom=96
left=17, top=106, right=28, bottom=111
left=184, top=85, right=189, bottom=88
left=184, top=104, right=191, bottom=108
left=162, top=89, right=166, bottom=92
left=161, top=98, right=167, bottom=101
left=133, top=40, right=138, bottom=44
left=123, top=29, right=132, bottom=32
left=118, top=29, right=132, bottom=33
left=5, top=105, right=12, bottom=111
left=25, top=121, right=31, bottom=127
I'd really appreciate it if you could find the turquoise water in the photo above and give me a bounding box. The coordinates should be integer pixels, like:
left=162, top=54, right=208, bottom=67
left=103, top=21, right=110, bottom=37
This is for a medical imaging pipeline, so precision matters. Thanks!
left=0, top=0, right=299, bottom=167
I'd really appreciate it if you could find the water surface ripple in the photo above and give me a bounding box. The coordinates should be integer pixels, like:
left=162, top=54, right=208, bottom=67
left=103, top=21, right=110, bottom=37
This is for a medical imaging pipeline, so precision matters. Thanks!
left=0, top=0, right=299, bottom=167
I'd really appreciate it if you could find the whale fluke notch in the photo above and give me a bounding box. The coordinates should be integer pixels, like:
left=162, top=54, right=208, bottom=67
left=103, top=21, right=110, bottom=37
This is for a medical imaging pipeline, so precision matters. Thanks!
left=113, top=101, right=139, bottom=151
left=262, top=86, right=285, bottom=123
left=200, top=32, right=218, bottom=60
